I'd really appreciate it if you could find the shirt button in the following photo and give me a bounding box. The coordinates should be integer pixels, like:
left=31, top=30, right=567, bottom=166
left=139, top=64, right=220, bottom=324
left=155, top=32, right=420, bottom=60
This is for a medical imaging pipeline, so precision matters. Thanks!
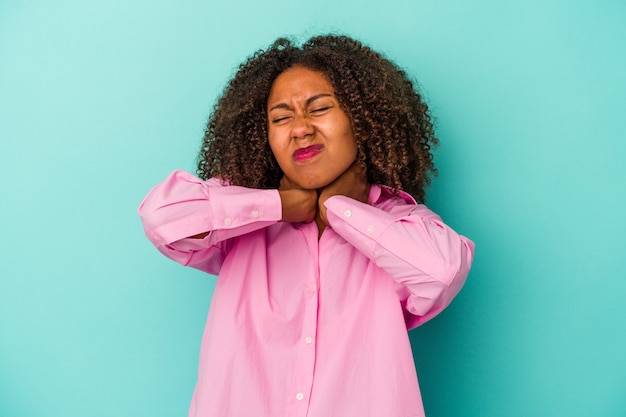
left=367, top=225, right=375, bottom=232
left=344, top=209, right=352, bottom=217
left=251, top=210, right=259, bottom=218
left=224, top=218, right=232, bottom=226
left=305, top=336, right=313, bottom=344
left=296, top=392, right=304, bottom=401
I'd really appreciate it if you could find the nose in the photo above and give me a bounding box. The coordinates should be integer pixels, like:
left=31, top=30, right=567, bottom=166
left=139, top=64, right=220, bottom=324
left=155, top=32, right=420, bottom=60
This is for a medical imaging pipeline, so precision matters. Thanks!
left=291, top=114, right=314, bottom=140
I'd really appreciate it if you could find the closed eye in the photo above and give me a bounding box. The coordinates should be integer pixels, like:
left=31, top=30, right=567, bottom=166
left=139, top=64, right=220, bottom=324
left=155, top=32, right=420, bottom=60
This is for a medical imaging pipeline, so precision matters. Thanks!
left=310, top=106, right=332, bottom=114
left=271, top=115, right=292, bottom=124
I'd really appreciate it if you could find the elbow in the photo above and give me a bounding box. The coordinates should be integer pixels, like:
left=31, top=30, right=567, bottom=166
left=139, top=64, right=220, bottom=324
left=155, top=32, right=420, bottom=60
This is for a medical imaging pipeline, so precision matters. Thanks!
left=462, top=236, right=476, bottom=267
left=439, top=234, right=475, bottom=286
left=137, top=191, right=175, bottom=248
left=137, top=198, right=161, bottom=245
left=412, top=238, right=474, bottom=317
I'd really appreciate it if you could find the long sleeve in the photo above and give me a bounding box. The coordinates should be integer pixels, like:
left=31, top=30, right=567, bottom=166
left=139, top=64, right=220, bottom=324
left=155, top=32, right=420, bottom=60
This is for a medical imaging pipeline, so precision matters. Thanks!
left=324, top=191, right=474, bottom=328
left=138, top=170, right=282, bottom=274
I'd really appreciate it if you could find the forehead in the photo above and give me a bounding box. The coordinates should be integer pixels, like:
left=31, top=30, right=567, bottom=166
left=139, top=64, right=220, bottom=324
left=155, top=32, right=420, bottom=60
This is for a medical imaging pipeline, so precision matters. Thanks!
left=267, top=66, right=334, bottom=105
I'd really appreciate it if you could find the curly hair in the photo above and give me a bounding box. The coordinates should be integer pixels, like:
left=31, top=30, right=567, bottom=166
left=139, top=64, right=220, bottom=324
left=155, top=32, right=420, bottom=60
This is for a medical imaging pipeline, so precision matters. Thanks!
left=197, top=34, right=438, bottom=202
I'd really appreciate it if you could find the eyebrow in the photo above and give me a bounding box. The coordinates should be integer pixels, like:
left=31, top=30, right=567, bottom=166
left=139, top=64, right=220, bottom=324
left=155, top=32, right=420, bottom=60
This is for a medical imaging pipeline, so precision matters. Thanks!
left=268, top=93, right=333, bottom=112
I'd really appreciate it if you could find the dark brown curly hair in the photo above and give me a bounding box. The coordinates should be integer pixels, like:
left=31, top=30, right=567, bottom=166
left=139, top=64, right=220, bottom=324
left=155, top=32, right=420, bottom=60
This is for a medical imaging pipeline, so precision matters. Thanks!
left=197, top=34, right=438, bottom=202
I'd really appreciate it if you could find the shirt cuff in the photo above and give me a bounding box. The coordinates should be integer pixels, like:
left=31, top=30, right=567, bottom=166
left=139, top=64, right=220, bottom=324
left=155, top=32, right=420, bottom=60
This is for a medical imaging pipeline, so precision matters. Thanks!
left=150, top=184, right=282, bottom=246
left=324, top=195, right=396, bottom=259
left=205, top=186, right=282, bottom=245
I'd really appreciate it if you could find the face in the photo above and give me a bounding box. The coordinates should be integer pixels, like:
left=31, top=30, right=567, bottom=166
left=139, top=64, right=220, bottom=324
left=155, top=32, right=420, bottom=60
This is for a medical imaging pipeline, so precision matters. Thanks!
left=267, top=66, right=357, bottom=190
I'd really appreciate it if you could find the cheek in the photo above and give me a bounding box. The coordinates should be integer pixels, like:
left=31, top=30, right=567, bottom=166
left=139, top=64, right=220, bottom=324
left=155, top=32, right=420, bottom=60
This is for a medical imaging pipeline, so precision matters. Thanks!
left=342, top=132, right=358, bottom=159
left=267, top=139, right=290, bottom=171
left=337, top=117, right=357, bottom=153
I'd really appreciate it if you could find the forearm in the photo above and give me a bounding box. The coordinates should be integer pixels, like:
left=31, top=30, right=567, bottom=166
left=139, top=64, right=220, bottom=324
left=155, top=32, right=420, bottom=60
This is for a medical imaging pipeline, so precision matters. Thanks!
left=324, top=194, right=474, bottom=326
left=138, top=170, right=282, bottom=265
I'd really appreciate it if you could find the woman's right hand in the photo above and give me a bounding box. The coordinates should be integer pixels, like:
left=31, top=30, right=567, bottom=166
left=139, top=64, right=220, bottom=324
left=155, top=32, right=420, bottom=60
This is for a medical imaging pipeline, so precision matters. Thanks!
left=278, top=176, right=317, bottom=224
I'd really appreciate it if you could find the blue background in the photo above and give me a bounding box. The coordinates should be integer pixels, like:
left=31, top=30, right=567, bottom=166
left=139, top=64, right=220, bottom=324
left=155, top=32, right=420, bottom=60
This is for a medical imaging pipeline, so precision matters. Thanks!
left=1, top=1, right=625, bottom=416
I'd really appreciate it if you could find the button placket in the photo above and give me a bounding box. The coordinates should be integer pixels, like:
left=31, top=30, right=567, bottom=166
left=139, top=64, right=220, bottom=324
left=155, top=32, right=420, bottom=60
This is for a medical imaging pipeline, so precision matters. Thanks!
left=288, top=221, right=319, bottom=414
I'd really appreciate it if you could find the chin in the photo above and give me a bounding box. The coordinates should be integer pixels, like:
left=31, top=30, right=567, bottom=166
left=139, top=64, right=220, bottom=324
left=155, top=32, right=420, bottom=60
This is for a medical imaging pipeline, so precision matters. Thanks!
left=298, top=178, right=333, bottom=190
left=299, top=183, right=323, bottom=191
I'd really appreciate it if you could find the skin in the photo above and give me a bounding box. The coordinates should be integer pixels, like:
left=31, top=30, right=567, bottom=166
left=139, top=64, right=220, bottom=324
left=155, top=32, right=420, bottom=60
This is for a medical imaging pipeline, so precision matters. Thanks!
left=267, top=66, right=369, bottom=236
left=190, top=66, right=370, bottom=239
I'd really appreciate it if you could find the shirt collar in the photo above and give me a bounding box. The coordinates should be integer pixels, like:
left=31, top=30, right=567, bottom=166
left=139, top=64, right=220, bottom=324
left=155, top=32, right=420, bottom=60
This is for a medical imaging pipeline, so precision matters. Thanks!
left=368, top=184, right=417, bottom=206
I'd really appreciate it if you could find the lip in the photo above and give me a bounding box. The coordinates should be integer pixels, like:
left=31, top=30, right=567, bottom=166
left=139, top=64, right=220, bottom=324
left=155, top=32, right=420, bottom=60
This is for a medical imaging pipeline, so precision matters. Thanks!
left=293, top=144, right=324, bottom=162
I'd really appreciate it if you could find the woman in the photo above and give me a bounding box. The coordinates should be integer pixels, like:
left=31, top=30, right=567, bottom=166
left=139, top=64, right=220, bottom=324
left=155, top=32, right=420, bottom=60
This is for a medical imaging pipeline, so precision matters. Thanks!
left=139, top=34, right=474, bottom=417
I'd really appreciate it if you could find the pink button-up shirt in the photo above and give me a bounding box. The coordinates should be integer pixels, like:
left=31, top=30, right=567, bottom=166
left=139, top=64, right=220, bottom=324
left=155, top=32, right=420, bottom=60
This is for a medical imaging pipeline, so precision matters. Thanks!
left=139, top=170, right=474, bottom=417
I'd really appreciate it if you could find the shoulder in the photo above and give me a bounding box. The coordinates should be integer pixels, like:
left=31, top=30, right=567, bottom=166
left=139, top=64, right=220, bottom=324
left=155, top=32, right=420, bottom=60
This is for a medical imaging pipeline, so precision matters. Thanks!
left=369, top=184, right=417, bottom=210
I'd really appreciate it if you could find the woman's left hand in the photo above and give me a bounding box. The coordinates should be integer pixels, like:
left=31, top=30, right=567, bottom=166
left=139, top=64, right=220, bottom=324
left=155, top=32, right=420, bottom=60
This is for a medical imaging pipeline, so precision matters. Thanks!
left=317, top=161, right=370, bottom=227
